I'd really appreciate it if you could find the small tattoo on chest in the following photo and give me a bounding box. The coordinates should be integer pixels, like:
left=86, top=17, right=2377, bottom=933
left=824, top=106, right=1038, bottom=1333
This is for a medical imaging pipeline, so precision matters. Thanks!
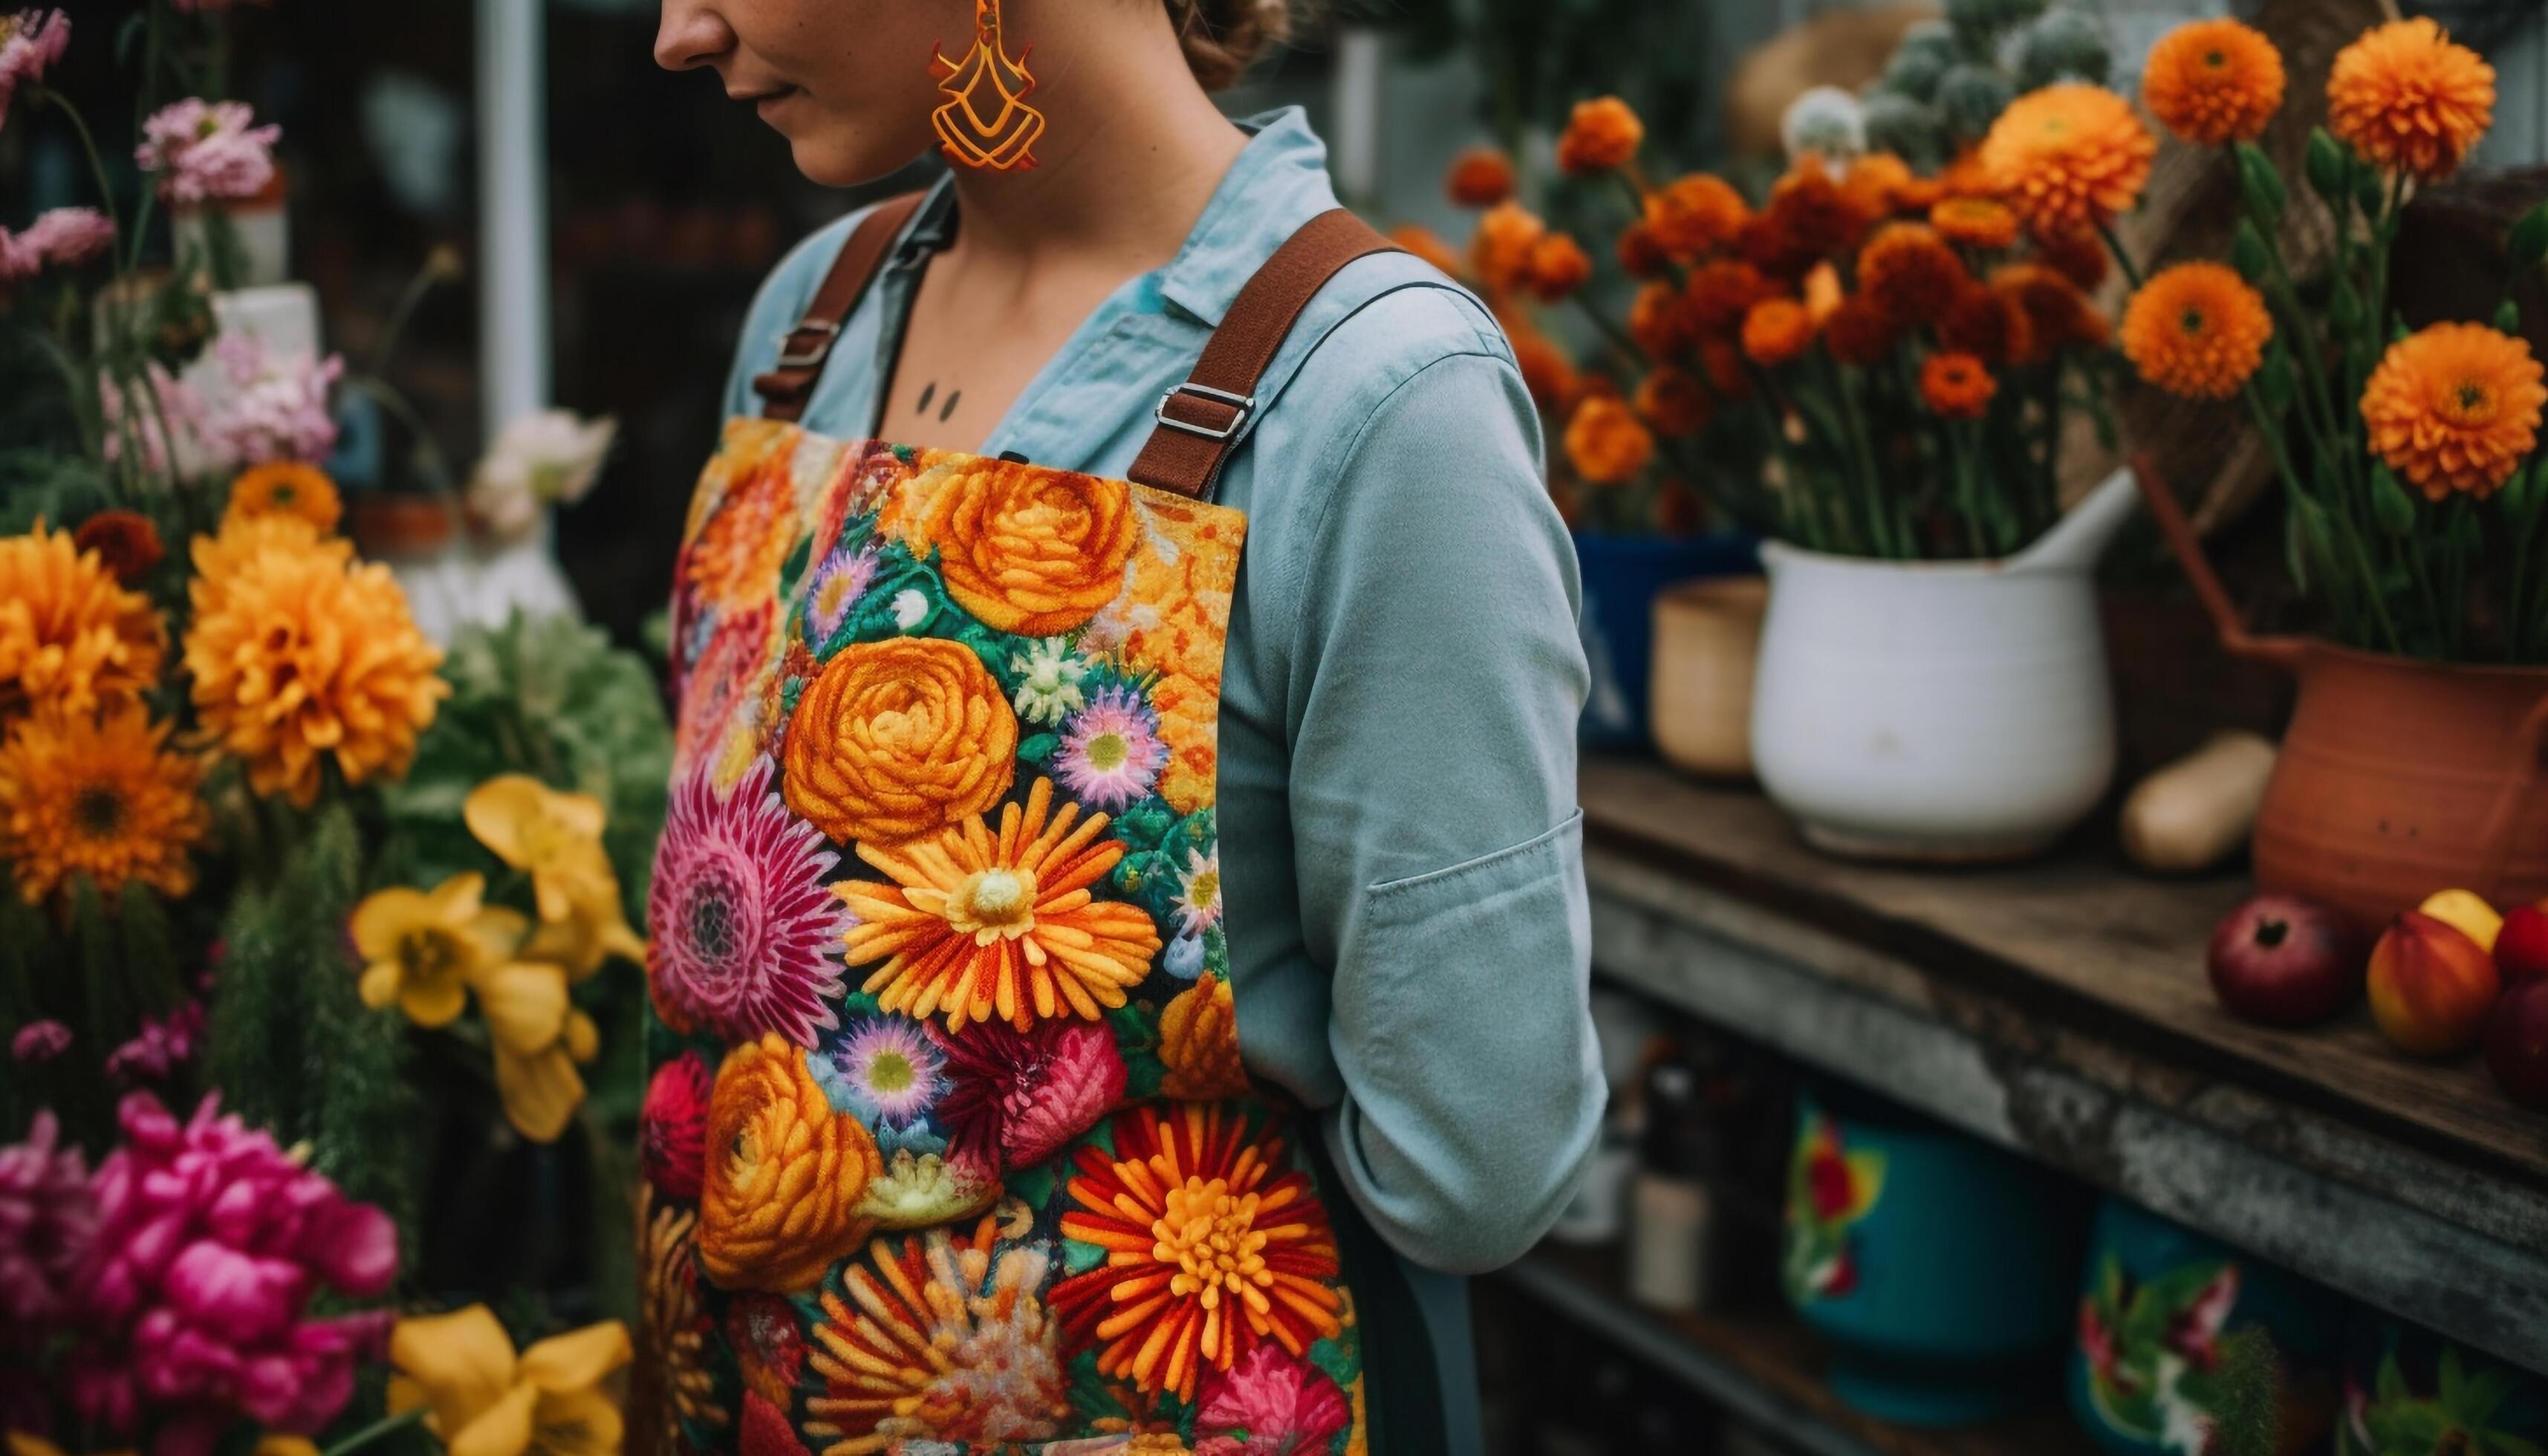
left=912, top=382, right=961, bottom=423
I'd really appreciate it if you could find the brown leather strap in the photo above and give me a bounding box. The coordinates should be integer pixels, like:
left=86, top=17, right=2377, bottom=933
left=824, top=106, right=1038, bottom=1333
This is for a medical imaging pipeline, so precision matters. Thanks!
left=1129, top=207, right=1400, bottom=499
left=753, top=192, right=929, bottom=423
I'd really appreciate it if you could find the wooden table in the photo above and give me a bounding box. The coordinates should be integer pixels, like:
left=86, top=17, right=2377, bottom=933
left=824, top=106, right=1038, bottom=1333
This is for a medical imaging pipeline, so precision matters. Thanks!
left=1575, top=755, right=2548, bottom=1374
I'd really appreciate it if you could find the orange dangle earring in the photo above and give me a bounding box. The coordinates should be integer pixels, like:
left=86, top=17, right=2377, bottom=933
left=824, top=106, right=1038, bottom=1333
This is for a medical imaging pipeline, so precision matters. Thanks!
left=930, top=0, right=1045, bottom=170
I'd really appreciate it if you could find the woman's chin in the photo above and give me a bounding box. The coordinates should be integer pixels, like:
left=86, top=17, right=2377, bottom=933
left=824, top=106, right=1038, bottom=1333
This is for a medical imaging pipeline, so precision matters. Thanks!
left=783, top=123, right=930, bottom=190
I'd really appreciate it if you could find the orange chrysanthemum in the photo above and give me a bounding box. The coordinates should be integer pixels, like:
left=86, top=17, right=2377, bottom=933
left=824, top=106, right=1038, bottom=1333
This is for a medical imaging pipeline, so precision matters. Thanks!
left=2038, top=228, right=2110, bottom=290
left=0, top=526, right=166, bottom=722
left=1446, top=146, right=1516, bottom=208
left=1920, top=351, right=1998, bottom=420
left=2328, top=19, right=2494, bottom=181
left=1981, top=84, right=2157, bottom=238
left=1699, top=339, right=1755, bottom=403
left=1051, top=1104, right=1345, bottom=1403
left=906, top=458, right=1137, bottom=637
left=182, top=530, right=446, bottom=807
left=1563, top=397, right=1657, bottom=485
left=1931, top=196, right=2020, bottom=250
left=784, top=637, right=1018, bottom=846
left=1558, top=96, right=1644, bottom=175
left=1741, top=299, right=1816, bottom=368
left=2121, top=261, right=2272, bottom=400
left=225, top=462, right=343, bottom=535
left=1992, top=263, right=2109, bottom=365
left=1823, top=295, right=1901, bottom=368
left=1642, top=174, right=1751, bottom=259
left=2142, top=19, right=2287, bottom=146
left=0, top=699, right=208, bottom=905
left=699, top=1034, right=882, bottom=1293
left=1507, top=319, right=1580, bottom=412
left=1803, top=261, right=1845, bottom=327
left=1472, top=199, right=1547, bottom=296
left=72, top=511, right=163, bottom=585
left=1938, top=285, right=2034, bottom=367
left=1527, top=233, right=1594, bottom=301
left=1615, top=220, right=1672, bottom=280
left=1628, top=281, right=1692, bottom=360
left=1746, top=169, right=1876, bottom=276
left=1389, top=224, right=1465, bottom=281
left=1857, top=223, right=1969, bottom=327
left=2362, top=322, right=2547, bottom=500
left=834, top=777, right=1162, bottom=1032
left=1634, top=368, right=1712, bottom=438
left=1841, top=153, right=1914, bottom=217
left=1683, top=259, right=1778, bottom=336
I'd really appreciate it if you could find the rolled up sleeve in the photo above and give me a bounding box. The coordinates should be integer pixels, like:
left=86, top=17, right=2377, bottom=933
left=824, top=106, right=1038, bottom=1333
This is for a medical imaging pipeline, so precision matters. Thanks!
left=1284, top=347, right=1605, bottom=1274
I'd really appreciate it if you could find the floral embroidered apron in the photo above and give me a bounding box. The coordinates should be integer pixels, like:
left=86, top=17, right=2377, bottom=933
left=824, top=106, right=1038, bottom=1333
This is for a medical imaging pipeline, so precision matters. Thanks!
left=639, top=201, right=1397, bottom=1456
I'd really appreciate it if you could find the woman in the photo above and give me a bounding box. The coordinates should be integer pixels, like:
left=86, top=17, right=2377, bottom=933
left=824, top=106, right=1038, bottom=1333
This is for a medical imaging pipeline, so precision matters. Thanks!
left=646, top=2, right=1601, bottom=1451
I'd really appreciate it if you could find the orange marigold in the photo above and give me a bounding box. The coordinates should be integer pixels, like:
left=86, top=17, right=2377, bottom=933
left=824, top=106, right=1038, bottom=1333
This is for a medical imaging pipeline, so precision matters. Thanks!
left=2362, top=322, right=2547, bottom=500
left=1842, top=153, right=1914, bottom=216
left=1741, top=299, right=1816, bottom=368
left=1824, top=296, right=1901, bottom=368
left=1683, top=259, right=1777, bottom=336
left=1938, top=285, right=2033, bottom=367
left=1749, top=169, right=1876, bottom=274
left=1445, top=146, right=1515, bottom=207
left=1981, top=84, right=2157, bottom=238
left=1992, top=263, right=2109, bottom=365
left=2121, top=261, right=2272, bottom=400
left=1858, top=223, right=1969, bottom=326
left=2142, top=19, right=2287, bottom=146
left=1527, top=233, right=1594, bottom=301
left=1558, top=96, right=1645, bottom=175
left=71, top=511, right=163, bottom=585
left=1699, top=339, right=1755, bottom=403
left=1390, top=224, right=1466, bottom=280
left=1472, top=199, right=1547, bottom=296
left=1629, top=281, right=1693, bottom=360
left=2327, top=18, right=2494, bottom=182
left=1507, top=319, right=1580, bottom=412
left=0, top=525, right=166, bottom=722
left=1931, top=196, right=2020, bottom=250
left=1634, top=368, right=1712, bottom=438
left=2038, top=228, right=2110, bottom=290
left=226, top=461, right=342, bottom=535
left=0, top=699, right=208, bottom=905
left=1643, top=174, right=1751, bottom=259
left=1564, top=397, right=1657, bottom=485
left=1616, top=220, right=1673, bottom=280
left=1920, top=351, right=1998, bottom=420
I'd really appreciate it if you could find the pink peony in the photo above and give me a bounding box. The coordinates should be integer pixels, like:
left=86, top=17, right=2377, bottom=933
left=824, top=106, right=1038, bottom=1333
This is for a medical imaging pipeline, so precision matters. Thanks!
left=10, top=1018, right=71, bottom=1062
left=135, top=98, right=280, bottom=205
left=0, top=1109, right=97, bottom=1335
left=932, top=1018, right=1124, bottom=1169
left=0, top=10, right=69, bottom=128
left=198, top=333, right=342, bottom=466
left=105, top=1000, right=206, bottom=1085
left=67, top=1092, right=397, bottom=1452
left=1197, top=1344, right=1353, bottom=1456
left=647, top=755, right=851, bottom=1047
left=640, top=1051, right=711, bottom=1200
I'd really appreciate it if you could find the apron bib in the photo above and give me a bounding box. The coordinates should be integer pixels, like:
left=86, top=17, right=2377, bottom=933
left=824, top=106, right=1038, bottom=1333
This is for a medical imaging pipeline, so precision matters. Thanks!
left=640, top=201, right=1398, bottom=1456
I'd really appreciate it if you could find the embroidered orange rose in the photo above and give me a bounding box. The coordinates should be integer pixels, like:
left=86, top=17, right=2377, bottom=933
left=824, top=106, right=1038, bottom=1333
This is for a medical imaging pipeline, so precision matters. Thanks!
left=688, top=443, right=805, bottom=612
left=784, top=637, right=1018, bottom=845
left=699, top=1034, right=883, bottom=1293
left=906, top=458, right=1137, bottom=635
left=1160, top=973, right=1247, bottom=1100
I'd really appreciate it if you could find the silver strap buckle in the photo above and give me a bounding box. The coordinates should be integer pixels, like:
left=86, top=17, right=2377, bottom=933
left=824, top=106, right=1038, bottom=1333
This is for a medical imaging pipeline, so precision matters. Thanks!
left=1154, top=381, right=1255, bottom=441
left=774, top=319, right=842, bottom=371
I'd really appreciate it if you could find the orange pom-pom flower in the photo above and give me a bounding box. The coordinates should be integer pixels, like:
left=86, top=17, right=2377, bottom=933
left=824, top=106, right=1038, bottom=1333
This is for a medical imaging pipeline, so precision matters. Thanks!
left=1643, top=174, right=1750, bottom=259
left=2327, top=18, right=2494, bottom=181
left=1446, top=146, right=1516, bottom=207
left=1857, top=223, right=1969, bottom=326
left=1920, top=351, right=1998, bottom=420
left=1527, top=233, right=1593, bottom=301
left=2142, top=19, right=2287, bottom=146
left=2120, top=261, right=2272, bottom=400
left=1980, top=84, right=2157, bottom=238
left=1741, top=299, right=1816, bottom=368
left=2362, top=322, right=2547, bottom=500
left=1564, top=396, right=1657, bottom=485
left=1558, top=96, right=1644, bottom=175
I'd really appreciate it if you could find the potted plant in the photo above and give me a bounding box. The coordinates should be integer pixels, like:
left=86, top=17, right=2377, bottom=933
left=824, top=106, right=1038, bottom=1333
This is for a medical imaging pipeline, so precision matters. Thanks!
left=2116, top=14, right=2548, bottom=926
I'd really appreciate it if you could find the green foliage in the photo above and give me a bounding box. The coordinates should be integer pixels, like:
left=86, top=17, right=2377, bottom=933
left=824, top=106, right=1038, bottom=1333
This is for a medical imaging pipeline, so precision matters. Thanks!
left=2235, top=143, right=2287, bottom=226
left=2512, top=198, right=2548, bottom=275
left=2209, top=1328, right=2282, bottom=1456
left=2307, top=128, right=2350, bottom=204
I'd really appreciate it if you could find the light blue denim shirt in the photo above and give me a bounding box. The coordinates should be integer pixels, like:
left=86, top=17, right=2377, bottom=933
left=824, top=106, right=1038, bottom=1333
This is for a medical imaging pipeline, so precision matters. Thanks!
left=718, top=108, right=1601, bottom=1452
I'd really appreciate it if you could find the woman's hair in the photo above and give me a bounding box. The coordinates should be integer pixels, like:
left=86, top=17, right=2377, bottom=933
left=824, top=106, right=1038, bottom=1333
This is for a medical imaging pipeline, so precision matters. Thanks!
left=1165, top=0, right=1292, bottom=90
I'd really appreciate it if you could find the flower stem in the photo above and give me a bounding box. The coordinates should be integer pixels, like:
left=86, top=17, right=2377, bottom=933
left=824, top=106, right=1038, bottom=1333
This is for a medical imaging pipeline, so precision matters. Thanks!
left=322, top=1406, right=429, bottom=1456
left=2093, top=218, right=2145, bottom=291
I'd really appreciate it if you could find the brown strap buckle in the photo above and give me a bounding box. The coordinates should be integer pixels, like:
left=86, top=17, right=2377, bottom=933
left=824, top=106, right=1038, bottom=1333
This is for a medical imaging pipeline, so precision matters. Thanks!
left=773, top=319, right=843, bottom=371
left=1152, top=382, right=1255, bottom=442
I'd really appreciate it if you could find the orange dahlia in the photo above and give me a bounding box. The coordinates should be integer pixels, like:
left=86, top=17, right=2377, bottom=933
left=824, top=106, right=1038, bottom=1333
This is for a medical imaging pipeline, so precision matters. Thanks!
left=1858, top=223, right=1969, bottom=326
left=1931, top=196, right=2020, bottom=250
left=1526, top=233, right=1593, bottom=301
left=1741, top=299, right=1816, bottom=368
left=2120, top=261, right=2272, bottom=400
left=71, top=511, right=164, bottom=585
left=0, top=525, right=166, bottom=722
left=225, top=461, right=343, bottom=535
left=2328, top=19, right=2494, bottom=181
left=1823, top=295, right=1900, bottom=368
left=1051, top=1103, right=1345, bottom=1403
left=1445, top=146, right=1515, bottom=208
left=784, top=636, right=1018, bottom=845
left=1642, top=174, right=1751, bottom=259
left=906, top=457, right=1137, bottom=637
left=0, top=700, right=207, bottom=905
left=698, top=1034, right=883, bottom=1293
left=2142, top=19, right=2287, bottom=146
left=833, top=777, right=1161, bottom=1032
left=1682, top=259, right=1778, bottom=336
left=1920, top=351, right=1998, bottom=420
left=1634, top=368, right=1712, bottom=438
left=1557, top=96, right=1644, bottom=175
left=2362, top=322, right=2547, bottom=500
left=1388, top=224, right=1465, bottom=280
left=1563, top=397, right=1657, bottom=486
left=1471, top=199, right=1547, bottom=296
left=1981, top=84, right=2157, bottom=238
left=182, top=531, right=446, bottom=807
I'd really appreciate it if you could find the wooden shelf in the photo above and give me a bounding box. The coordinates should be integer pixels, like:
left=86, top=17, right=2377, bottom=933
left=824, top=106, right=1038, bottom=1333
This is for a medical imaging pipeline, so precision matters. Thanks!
left=1579, top=755, right=2548, bottom=1374
left=1498, top=1244, right=2092, bottom=1456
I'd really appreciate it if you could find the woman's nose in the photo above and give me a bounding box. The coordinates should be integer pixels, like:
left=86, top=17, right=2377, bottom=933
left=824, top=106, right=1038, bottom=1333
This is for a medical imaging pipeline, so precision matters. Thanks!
left=654, top=1, right=733, bottom=71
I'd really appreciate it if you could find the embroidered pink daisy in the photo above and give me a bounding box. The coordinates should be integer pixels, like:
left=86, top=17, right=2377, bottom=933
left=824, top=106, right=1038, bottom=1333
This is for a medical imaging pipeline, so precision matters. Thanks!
left=814, top=1015, right=944, bottom=1125
left=135, top=98, right=281, bottom=205
left=647, top=753, right=853, bottom=1047
left=932, top=1018, right=1125, bottom=1170
left=1174, top=843, right=1223, bottom=937
left=1055, top=685, right=1166, bottom=810
left=0, top=10, right=70, bottom=126
left=802, top=541, right=879, bottom=643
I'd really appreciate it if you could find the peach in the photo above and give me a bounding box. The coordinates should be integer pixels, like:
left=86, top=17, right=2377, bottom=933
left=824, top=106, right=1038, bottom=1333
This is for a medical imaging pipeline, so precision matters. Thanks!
left=2418, top=888, right=2503, bottom=954
left=2369, top=911, right=2502, bottom=1057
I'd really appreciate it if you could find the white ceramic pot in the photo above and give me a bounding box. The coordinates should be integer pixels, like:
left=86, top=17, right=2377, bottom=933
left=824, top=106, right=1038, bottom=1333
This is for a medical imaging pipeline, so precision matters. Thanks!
left=1749, top=468, right=2139, bottom=862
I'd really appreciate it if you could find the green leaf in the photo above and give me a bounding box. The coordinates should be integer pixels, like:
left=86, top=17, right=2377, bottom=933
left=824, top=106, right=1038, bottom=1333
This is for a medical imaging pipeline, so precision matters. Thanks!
left=2231, top=220, right=2275, bottom=283
left=2499, top=299, right=2526, bottom=334
left=2440, top=1346, right=2467, bottom=1411
left=2512, top=198, right=2548, bottom=273
left=2371, top=465, right=2419, bottom=534
left=2257, top=347, right=2295, bottom=415
left=2332, top=280, right=2365, bottom=334
left=2506, top=463, right=2544, bottom=521
left=2489, top=1434, right=2547, bottom=1456
left=2460, top=1366, right=2515, bottom=1427
left=2358, top=168, right=2388, bottom=216
left=2306, top=127, right=2349, bottom=202
left=2236, top=143, right=2287, bottom=224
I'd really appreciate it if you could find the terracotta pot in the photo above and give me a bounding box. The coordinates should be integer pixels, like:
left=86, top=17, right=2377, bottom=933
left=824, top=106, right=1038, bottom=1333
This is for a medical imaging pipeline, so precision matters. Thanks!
left=2133, top=461, right=2548, bottom=928
left=1651, top=576, right=1767, bottom=779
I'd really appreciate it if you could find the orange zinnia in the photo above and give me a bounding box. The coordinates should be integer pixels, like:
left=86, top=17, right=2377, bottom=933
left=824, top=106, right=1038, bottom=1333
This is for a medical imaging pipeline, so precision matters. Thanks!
left=1683, top=259, right=1777, bottom=336
left=225, top=461, right=342, bottom=535
left=2142, top=19, right=2287, bottom=146
left=833, top=778, right=1162, bottom=1032
left=1920, top=351, right=1998, bottom=420
left=1564, top=396, right=1657, bottom=485
left=1823, top=295, right=1900, bottom=368
left=2121, top=262, right=2272, bottom=400
left=1635, top=368, right=1712, bottom=438
left=1526, top=233, right=1593, bottom=301
left=1931, top=196, right=2019, bottom=250
left=1472, top=199, right=1547, bottom=296
left=1642, top=174, right=1751, bottom=259
left=1389, top=224, right=1465, bottom=280
left=1741, top=299, right=1816, bottom=368
left=1558, top=96, right=1644, bottom=175
left=2362, top=322, right=2547, bottom=500
left=2328, top=18, right=2494, bottom=181
left=1980, top=84, right=2157, bottom=238
left=1858, top=223, right=1969, bottom=326
left=1445, top=146, right=1515, bottom=207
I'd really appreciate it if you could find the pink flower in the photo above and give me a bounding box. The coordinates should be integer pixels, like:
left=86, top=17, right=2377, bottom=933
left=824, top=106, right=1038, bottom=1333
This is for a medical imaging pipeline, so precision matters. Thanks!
left=0, top=10, right=70, bottom=127
left=0, top=207, right=109, bottom=285
left=135, top=98, right=280, bottom=205
left=1197, top=1344, right=1353, bottom=1456
left=813, top=1015, right=943, bottom=1125
left=105, top=1000, right=206, bottom=1085
left=66, top=1092, right=397, bottom=1449
left=932, top=1018, right=1124, bottom=1169
left=1055, top=686, right=1166, bottom=810
left=198, top=333, right=342, bottom=466
left=99, top=362, right=208, bottom=481
left=640, top=1051, right=710, bottom=1199
left=0, top=1109, right=97, bottom=1335
left=646, top=754, right=851, bottom=1047
left=10, top=1018, right=71, bottom=1062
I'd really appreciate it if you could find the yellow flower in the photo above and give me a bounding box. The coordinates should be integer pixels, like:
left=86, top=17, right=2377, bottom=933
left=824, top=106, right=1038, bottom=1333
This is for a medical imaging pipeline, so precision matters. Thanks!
left=464, top=776, right=640, bottom=972
left=389, top=1305, right=632, bottom=1456
left=0, top=524, right=166, bottom=722
left=6, top=1437, right=134, bottom=1456
left=226, top=462, right=344, bottom=535
left=0, top=701, right=208, bottom=906
left=520, top=897, right=648, bottom=981
left=478, top=959, right=601, bottom=1143
left=352, top=871, right=529, bottom=1028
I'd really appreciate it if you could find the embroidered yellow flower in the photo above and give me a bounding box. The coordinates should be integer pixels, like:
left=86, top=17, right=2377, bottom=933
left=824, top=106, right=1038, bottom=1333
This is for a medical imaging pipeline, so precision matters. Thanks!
left=389, top=1304, right=632, bottom=1456
left=351, top=871, right=529, bottom=1028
